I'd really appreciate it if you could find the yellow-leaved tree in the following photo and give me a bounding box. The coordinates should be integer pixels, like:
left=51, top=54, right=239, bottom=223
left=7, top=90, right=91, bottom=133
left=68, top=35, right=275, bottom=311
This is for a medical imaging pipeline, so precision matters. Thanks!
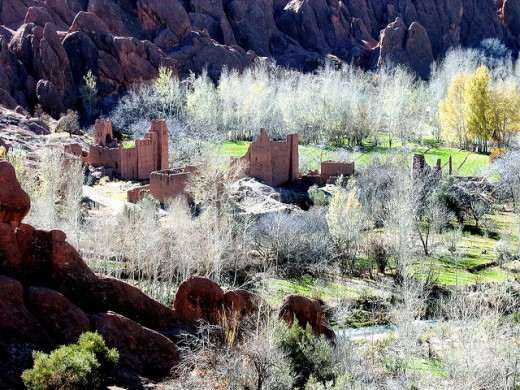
left=155, top=65, right=182, bottom=118
left=488, top=81, right=520, bottom=148
left=464, top=65, right=493, bottom=152
left=439, top=74, right=469, bottom=148
left=440, top=65, right=520, bottom=152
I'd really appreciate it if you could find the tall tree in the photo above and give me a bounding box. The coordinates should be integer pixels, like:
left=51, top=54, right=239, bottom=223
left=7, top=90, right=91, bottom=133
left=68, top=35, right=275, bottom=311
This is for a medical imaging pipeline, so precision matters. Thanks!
left=439, top=74, right=469, bottom=148
left=488, top=82, right=520, bottom=148
left=463, top=65, right=492, bottom=152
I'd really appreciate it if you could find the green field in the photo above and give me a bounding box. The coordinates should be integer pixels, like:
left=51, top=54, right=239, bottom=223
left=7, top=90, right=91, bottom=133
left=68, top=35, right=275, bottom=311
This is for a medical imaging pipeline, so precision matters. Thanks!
left=221, top=140, right=251, bottom=157
left=413, top=209, right=518, bottom=286
left=257, top=276, right=372, bottom=307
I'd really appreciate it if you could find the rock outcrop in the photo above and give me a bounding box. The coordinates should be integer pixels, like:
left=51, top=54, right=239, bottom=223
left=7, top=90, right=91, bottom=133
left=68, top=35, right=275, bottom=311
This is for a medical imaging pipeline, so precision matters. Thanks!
left=0, top=0, right=518, bottom=115
left=0, top=276, right=53, bottom=390
left=502, top=0, right=520, bottom=39
left=91, top=312, right=180, bottom=378
left=378, top=18, right=434, bottom=79
left=0, top=276, right=52, bottom=344
left=0, top=160, right=182, bottom=385
left=278, top=294, right=336, bottom=340
left=24, top=286, right=91, bottom=344
left=230, top=177, right=303, bottom=215
left=0, top=161, right=30, bottom=226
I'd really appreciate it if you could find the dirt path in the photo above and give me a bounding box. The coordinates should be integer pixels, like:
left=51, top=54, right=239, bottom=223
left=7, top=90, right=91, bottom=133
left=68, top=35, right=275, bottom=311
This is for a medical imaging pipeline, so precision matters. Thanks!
left=83, top=185, right=128, bottom=215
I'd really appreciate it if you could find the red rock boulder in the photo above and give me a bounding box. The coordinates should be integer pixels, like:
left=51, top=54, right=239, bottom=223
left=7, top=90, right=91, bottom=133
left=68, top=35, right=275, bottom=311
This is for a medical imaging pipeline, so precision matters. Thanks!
left=24, top=286, right=91, bottom=344
left=0, top=222, right=24, bottom=276
left=0, top=160, right=30, bottom=226
left=224, top=289, right=261, bottom=321
left=96, top=276, right=183, bottom=331
left=91, top=311, right=179, bottom=379
left=278, top=294, right=335, bottom=340
left=173, top=275, right=225, bottom=325
left=0, top=276, right=51, bottom=344
left=0, top=276, right=52, bottom=390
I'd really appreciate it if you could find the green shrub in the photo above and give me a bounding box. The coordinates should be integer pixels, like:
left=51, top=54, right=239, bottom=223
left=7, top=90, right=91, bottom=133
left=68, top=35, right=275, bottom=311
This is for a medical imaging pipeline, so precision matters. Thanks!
left=494, top=237, right=517, bottom=265
left=56, top=110, right=80, bottom=135
left=22, top=332, right=119, bottom=390
left=77, top=332, right=119, bottom=372
left=308, top=184, right=329, bottom=206
left=277, top=320, right=335, bottom=388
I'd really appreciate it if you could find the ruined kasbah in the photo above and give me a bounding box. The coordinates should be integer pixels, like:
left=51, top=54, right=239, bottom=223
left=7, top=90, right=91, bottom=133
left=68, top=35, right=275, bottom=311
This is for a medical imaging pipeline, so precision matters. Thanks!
left=66, top=119, right=358, bottom=205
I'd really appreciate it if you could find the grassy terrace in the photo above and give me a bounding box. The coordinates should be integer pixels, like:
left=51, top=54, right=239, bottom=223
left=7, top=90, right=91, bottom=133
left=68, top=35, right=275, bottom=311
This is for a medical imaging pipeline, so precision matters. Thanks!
left=256, top=209, right=518, bottom=308
left=412, top=208, right=518, bottom=286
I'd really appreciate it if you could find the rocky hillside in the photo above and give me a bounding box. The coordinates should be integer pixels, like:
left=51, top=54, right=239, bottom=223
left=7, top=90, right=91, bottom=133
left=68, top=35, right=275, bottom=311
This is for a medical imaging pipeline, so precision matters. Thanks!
left=0, top=0, right=518, bottom=117
left=0, top=159, right=334, bottom=388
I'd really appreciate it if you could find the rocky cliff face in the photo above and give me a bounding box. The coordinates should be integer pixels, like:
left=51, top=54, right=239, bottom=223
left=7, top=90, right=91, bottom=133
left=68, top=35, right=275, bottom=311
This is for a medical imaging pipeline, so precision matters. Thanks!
left=0, top=0, right=518, bottom=116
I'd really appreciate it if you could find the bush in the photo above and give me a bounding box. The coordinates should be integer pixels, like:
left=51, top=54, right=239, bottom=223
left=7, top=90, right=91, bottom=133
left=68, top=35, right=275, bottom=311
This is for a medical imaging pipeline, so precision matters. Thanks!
left=368, top=236, right=388, bottom=274
left=494, top=237, right=517, bottom=265
left=489, top=147, right=506, bottom=163
left=308, top=184, right=329, bottom=206
left=80, top=69, right=98, bottom=118
left=22, top=332, right=119, bottom=390
left=277, top=320, right=335, bottom=388
left=248, top=209, right=334, bottom=277
left=56, top=110, right=80, bottom=135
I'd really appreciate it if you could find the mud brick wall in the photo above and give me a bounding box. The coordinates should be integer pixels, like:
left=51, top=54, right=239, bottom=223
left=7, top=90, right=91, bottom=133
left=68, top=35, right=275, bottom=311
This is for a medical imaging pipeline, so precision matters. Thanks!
left=93, top=119, right=113, bottom=145
left=127, top=185, right=150, bottom=203
left=240, top=129, right=299, bottom=186
left=149, top=169, right=191, bottom=204
left=320, top=161, right=355, bottom=183
left=88, top=145, right=122, bottom=176
left=88, top=119, right=169, bottom=181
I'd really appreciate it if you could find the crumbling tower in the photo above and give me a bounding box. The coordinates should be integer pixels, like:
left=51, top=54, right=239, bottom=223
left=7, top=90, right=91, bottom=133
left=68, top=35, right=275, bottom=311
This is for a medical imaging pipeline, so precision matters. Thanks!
left=150, top=120, right=169, bottom=171
left=240, top=129, right=299, bottom=186
left=89, top=119, right=170, bottom=181
left=94, top=119, right=113, bottom=146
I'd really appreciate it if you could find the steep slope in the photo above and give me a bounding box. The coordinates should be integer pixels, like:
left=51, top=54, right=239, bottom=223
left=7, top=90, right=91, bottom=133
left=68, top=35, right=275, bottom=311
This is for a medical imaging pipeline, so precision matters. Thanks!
left=0, top=0, right=518, bottom=117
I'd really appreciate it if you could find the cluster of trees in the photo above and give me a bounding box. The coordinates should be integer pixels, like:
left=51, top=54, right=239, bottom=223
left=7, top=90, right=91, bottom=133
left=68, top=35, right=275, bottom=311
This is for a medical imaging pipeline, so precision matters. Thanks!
left=9, top=142, right=516, bottom=307
left=110, top=62, right=424, bottom=150
left=5, top=146, right=85, bottom=247
left=440, top=65, right=520, bottom=152
left=324, top=155, right=497, bottom=281
left=106, top=39, right=520, bottom=160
